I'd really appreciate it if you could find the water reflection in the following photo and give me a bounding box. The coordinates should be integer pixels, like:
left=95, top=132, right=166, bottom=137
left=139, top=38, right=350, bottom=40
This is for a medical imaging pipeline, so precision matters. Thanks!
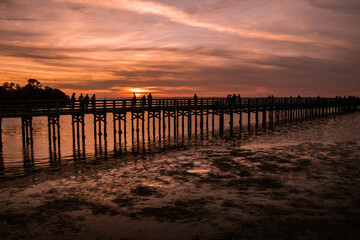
left=0, top=109, right=357, bottom=177
left=22, top=146, right=34, bottom=171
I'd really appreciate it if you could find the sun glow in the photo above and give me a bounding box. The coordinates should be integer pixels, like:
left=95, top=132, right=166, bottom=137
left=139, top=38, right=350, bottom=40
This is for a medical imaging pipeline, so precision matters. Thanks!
left=128, top=88, right=148, bottom=96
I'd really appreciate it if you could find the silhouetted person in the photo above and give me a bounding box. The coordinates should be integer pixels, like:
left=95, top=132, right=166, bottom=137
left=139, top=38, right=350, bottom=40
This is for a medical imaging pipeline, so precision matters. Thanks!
left=194, top=94, right=198, bottom=105
left=132, top=93, right=137, bottom=107
left=84, top=94, right=89, bottom=110
left=226, top=95, right=230, bottom=106
left=148, top=92, right=153, bottom=107
left=91, top=94, right=96, bottom=110
left=232, top=93, right=236, bottom=107
left=71, top=93, right=76, bottom=110
left=141, top=95, right=146, bottom=107
left=79, top=93, right=84, bottom=111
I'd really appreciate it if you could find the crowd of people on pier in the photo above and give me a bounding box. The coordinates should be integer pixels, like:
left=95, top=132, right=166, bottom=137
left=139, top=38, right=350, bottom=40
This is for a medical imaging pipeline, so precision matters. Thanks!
left=70, top=93, right=96, bottom=110
left=68, top=92, right=359, bottom=111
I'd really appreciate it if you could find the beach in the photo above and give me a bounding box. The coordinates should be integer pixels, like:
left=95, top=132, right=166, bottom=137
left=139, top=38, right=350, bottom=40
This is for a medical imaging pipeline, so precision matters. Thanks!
left=0, top=112, right=359, bottom=239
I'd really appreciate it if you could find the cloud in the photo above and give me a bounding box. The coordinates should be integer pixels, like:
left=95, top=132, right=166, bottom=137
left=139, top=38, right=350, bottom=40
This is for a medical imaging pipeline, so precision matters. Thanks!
left=0, top=0, right=359, bottom=97
left=54, top=0, right=345, bottom=47
left=307, top=0, right=360, bottom=13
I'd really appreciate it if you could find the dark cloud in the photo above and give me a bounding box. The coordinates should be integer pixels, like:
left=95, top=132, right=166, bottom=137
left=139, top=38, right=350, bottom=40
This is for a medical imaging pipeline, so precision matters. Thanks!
left=47, top=52, right=360, bottom=96
left=307, top=0, right=360, bottom=13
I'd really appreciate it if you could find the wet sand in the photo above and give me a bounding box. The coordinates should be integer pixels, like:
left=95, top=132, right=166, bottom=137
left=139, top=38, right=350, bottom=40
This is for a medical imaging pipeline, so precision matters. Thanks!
left=1, top=114, right=360, bottom=239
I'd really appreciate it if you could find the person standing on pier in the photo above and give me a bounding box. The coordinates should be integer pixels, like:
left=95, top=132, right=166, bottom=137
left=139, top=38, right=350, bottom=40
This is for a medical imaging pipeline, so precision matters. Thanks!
left=79, top=93, right=84, bottom=111
left=132, top=93, right=137, bottom=107
left=148, top=92, right=152, bottom=108
left=84, top=94, right=89, bottom=110
left=194, top=94, right=198, bottom=105
left=232, top=93, right=236, bottom=107
left=91, top=94, right=96, bottom=110
left=71, top=93, right=76, bottom=110
left=141, top=95, right=146, bottom=107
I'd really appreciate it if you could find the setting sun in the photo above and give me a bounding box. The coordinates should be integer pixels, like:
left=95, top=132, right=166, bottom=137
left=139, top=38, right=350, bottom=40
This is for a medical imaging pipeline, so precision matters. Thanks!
left=128, top=88, right=148, bottom=96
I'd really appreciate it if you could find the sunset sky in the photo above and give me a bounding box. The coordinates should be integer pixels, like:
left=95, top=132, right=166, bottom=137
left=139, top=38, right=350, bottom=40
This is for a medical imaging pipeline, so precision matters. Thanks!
left=1, top=0, right=359, bottom=97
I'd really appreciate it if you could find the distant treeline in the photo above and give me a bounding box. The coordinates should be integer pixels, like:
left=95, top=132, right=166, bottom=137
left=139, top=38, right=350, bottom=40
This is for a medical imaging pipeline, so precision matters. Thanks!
left=0, top=79, right=69, bottom=101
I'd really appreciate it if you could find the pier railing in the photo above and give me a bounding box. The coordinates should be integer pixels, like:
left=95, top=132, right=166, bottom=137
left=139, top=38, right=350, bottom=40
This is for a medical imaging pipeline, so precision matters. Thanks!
left=0, top=97, right=358, bottom=117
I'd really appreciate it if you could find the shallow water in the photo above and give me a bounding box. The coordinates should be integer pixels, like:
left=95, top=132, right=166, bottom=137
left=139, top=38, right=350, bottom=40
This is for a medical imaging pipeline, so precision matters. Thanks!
left=0, top=111, right=359, bottom=177
left=0, top=112, right=359, bottom=239
left=0, top=110, right=275, bottom=177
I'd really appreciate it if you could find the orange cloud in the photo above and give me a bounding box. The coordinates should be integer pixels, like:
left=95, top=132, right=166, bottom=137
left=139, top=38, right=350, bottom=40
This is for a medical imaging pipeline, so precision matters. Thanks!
left=55, top=0, right=345, bottom=47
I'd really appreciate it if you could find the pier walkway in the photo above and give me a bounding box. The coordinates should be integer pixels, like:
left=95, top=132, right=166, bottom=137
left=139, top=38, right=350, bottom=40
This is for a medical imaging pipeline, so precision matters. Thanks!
left=0, top=97, right=358, bottom=157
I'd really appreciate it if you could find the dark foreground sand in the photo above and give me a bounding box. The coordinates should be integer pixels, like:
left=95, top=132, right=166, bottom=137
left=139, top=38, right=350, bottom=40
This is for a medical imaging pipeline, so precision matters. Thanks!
left=1, top=115, right=360, bottom=239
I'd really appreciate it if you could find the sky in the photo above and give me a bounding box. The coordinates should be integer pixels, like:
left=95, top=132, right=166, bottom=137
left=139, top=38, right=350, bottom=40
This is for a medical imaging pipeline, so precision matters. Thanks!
left=0, top=0, right=360, bottom=97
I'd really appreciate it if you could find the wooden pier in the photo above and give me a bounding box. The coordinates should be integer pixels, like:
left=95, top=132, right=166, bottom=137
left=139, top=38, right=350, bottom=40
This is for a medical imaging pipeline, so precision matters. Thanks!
left=0, top=97, right=358, bottom=157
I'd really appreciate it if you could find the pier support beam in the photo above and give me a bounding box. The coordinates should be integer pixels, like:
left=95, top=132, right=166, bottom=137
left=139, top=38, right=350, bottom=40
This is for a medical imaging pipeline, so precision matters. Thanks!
left=229, top=107, right=234, bottom=137
left=93, top=113, right=107, bottom=157
left=21, top=115, right=34, bottom=168
left=131, top=110, right=144, bottom=152
left=255, top=99, right=259, bottom=129
left=219, top=108, right=224, bottom=137
left=148, top=110, right=161, bottom=147
left=21, top=115, right=33, bottom=148
left=72, top=114, right=86, bottom=159
left=238, top=98, right=242, bottom=133
left=262, top=99, right=267, bottom=128
left=113, top=111, right=127, bottom=154
left=48, top=114, right=61, bottom=162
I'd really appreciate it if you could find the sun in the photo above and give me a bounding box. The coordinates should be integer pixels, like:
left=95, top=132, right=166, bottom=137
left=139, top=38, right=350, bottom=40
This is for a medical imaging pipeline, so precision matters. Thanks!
left=129, top=88, right=148, bottom=97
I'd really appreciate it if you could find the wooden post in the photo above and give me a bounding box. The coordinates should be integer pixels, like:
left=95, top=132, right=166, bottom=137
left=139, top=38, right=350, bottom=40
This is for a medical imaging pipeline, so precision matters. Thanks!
left=124, top=113, right=127, bottom=153
left=200, top=99, right=204, bottom=139
left=219, top=107, right=224, bottom=137
left=289, top=98, right=293, bottom=122
left=48, top=116, right=51, bottom=150
left=142, top=112, right=145, bottom=152
left=136, top=113, right=140, bottom=152
left=182, top=110, right=185, bottom=140
left=163, top=107, right=166, bottom=143
left=57, top=116, right=61, bottom=155
left=118, top=114, right=122, bottom=153
left=152, top=112, right=156, bottom=143
left=93, top=114, right=97, bottom=154
left=158, top=109, right=161, bottom=146
left=229, top=104, right=234, bottom=137
left=212, top=98, right=215, bottom=137
left=168, top=110, right=171, bottom=142
left=113, top=102, right=116, bottom=153
left=174, top=100, right=178, bottom=140
left=270, top=98, right=274, bottom=126
left=255, top=98, right=259, bottom=129
left=194, top=107, right=198, bottom=139
left=247, top=99, right=251, bottom=130
left=206, top=99, right=209, bottom=136
left=131, top=112, right=134, bottom=152
left=239, top=98, right=242, bottom=132
left=262, top=98, right=267, bottom=127
left=188, top=100, right=192, bottom=139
